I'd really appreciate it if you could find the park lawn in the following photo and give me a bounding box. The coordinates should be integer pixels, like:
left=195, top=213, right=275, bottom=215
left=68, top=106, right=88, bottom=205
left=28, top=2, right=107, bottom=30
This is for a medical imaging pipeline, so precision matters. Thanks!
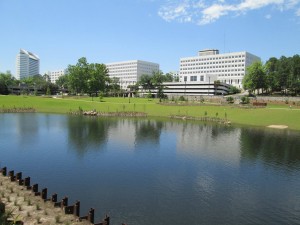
left=1, top=95, right=300, bottom=131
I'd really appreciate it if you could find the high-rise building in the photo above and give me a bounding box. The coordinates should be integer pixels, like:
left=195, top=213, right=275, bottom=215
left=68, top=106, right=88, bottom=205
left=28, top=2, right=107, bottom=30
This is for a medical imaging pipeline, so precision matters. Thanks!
left=47, top=69, right=68, bottom=83
left=179, top=49, right=260, bottom=88
left=16, top=49, right=40, bottom=80
left=105, top=60, right=159, bottom=90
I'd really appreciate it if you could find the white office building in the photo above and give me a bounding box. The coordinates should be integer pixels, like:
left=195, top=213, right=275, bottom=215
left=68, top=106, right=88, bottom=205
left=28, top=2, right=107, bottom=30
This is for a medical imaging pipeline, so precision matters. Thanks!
left=106, top=60, right=159, bottom=90
left=47, top=69, right=68, bottom=83
left=179, top=49, right=260, bottom=88
left=16, top=49, right=40, bottom=80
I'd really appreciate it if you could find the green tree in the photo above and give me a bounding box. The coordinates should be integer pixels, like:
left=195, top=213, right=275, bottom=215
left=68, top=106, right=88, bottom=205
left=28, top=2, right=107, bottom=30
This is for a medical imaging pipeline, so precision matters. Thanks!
left=243, top=61, right=266, bottom=94
left=139, top=74, right=154, bottom=93
left=290, top=55, right=300, bottom=95
left=265, top=57, right=279, bottom=93
left=0, top=71, right=17, bottom=94
left=68, top=57, right=90, bottom=95
left=151, top=71, right=166, bottom=101
left=277, top=56, right=291, bottom=95
left=56, top=74, right=69, bottom=90
left=164, top=73, right=174, bottom=82
left=109, top=77, right=121, bottom=97
left=88, top=63, right=109, bottom=96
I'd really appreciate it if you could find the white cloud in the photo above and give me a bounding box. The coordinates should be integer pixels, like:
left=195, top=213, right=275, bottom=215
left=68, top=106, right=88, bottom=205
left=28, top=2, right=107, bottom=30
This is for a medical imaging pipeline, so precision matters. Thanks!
left=297, top=7, right=300, bottom=15
left=199, top=4, right=235, bottom=25
left=158, top=0, right=300, bottom=25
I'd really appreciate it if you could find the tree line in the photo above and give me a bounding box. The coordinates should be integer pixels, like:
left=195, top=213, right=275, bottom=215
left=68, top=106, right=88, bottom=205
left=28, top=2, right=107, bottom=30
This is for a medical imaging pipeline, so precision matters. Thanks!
left=0, top=71, right=57, bottom=95
left=0, top=57, right=174, bottom=97
left=243, top=54, right=300, bottom=95
left=57, top=57, right=174, bottom=98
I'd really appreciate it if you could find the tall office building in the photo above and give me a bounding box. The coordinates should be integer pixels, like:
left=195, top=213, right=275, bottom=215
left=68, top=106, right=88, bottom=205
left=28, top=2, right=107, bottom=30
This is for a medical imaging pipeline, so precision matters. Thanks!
left=179, top=49, right=260, bottom=88
left=106, top=60, right=159, bottom=90
left=16, top=49, right=40, bottom=80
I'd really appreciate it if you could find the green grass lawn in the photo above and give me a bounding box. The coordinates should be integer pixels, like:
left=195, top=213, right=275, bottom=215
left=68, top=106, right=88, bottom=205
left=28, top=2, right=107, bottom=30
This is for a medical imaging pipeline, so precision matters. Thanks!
left=1, top=95, right=300, bottom=131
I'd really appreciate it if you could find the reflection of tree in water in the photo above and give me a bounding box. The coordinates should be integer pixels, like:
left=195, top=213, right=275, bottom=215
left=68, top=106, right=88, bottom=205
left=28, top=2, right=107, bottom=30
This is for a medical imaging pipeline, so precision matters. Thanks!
left=134, top=120, right=164, bottom=145
left=68, top=116, right=115, bottom=155
left=240, top=128, right=300, bottom=168
left=210, top=124, right=236, bottom=139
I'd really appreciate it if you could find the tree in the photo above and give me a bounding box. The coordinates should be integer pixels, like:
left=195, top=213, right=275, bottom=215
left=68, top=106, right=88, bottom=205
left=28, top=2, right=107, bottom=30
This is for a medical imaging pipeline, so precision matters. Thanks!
left=164, top=73, right=174, bottom=82
left=0, top=71, right=17, bottom=94
left=68, top=57, right=90, bottom=95
left=265, top=57, right=279, bottom=93
left=56, top=75, right=69, bottom=90
left=108, top=77, right=121, bottom=97
left=87, top=63, right=109, bottom=96
left=139, top=74, right=154, bottom=92
left=151, top=71, right=166, bottom=101
left=243, top=61, right=266, bottom=94
left=277, top=56, right=291, bottom=95
left=290, top=55, right=300, bottom=95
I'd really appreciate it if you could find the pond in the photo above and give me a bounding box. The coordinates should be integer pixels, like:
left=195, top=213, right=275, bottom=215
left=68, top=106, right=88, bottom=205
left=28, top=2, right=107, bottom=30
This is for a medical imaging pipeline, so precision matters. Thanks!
left=0, top=113, right=300, bottom=225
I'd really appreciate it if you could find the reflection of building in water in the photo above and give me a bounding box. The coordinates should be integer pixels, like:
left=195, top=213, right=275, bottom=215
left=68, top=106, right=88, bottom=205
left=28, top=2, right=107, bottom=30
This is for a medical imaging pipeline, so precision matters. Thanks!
left=107, top=119, right=164, bottom=150
left=165, top=122, right=242, bottom=166
left=107, top=119, right=136, bottom=150
left=15, top=113, right=39, bottom=146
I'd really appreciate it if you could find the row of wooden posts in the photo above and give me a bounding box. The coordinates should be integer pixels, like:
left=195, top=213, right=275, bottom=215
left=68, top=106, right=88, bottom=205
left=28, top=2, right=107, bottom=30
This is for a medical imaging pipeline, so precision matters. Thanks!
left=0, top=166, right=115, bottom=225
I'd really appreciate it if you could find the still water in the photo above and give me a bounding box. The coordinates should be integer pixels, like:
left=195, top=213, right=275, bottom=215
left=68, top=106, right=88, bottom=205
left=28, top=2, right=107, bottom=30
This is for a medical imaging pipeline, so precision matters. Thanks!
left=0, top=113, right=300, bottom=225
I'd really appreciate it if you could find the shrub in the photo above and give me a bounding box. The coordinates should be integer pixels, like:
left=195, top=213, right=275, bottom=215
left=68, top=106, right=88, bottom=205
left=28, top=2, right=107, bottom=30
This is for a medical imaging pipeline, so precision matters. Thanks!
left=226, top=96, right=234, bottom=104
left=241, top=96, right=250, bottom=104
left=178, top=96, right=185, bottom=101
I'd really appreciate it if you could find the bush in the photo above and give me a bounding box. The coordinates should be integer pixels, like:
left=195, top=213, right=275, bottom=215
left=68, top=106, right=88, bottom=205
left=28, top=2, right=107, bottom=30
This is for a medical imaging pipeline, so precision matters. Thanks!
left=228, top=86, right=241, bottom=95
left=178, top=96, right=186, bottom=101
left=226, top=96, right=234, bottom=104
left=240, top=96, right=250, bottom=104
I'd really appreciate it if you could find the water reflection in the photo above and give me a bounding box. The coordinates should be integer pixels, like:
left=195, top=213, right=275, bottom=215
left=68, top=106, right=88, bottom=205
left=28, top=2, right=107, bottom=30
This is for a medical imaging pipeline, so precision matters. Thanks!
left=134, top=120, right=163, bottom=146
left=1, top=114, right=300, bottom=225
left=67, top=116, right=115, bottom=155
left=16, top=113, right=39, bottom=146
left=240, top=127, right=300, bottom=169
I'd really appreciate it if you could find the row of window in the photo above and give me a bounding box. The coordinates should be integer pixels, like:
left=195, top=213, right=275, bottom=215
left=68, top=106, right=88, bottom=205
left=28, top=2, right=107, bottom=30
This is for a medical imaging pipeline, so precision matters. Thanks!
left=180, top=64, right=245, bottom=70
left=181, top=54, right=245, bottom=63
left=181, top=59, right=245, bottom=66
left=180, top=68, right=245, bottom=74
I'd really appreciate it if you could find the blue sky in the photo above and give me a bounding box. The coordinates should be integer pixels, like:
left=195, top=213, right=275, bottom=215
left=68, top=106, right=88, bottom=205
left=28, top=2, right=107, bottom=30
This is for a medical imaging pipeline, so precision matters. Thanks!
left=1, top=0, right=300, bottom=76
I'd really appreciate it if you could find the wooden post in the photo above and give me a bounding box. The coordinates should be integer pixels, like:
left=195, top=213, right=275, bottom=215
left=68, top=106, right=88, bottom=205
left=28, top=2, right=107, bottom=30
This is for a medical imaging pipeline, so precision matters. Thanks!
left=24, top=177, right=30, bottom=187
left=88, top=208, right=95, bottom=224
left=62, top=197, right=68, bottom=208
left=16, top=172, right=22, bottom=180
left=51, top=193, right=57, bottom=203
left=1, top=167, right=7, bottom=176
left=32, top=184, right=38, bottom=193
left=74, top=201, right=80, bottom=217
left=42, top=188, right=47, bottom=200
left=8, top=170, right=15, bottom=181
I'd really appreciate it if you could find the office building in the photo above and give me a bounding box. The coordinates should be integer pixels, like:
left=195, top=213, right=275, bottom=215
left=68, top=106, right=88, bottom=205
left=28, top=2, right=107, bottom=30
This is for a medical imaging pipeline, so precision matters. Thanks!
left=179, top=49, right=260, bottom=88
left=16, top=49, right=40, bottom=80
left=106, top=60, right=159, bottom=90
left=47, top=69, right=68, bottom=83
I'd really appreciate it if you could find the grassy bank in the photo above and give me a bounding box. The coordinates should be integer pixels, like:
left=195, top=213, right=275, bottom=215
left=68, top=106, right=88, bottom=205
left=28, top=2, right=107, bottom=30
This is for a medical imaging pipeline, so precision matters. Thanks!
left=1, top=95, right=300, bottom=131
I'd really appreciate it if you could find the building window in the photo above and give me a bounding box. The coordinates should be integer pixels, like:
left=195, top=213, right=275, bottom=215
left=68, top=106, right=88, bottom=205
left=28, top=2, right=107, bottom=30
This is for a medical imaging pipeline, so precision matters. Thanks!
left=190, top=76, right=197, bottom=81
left=184, top=76, right=187, bottom=82
left=200, top=76, right=204, bottom=81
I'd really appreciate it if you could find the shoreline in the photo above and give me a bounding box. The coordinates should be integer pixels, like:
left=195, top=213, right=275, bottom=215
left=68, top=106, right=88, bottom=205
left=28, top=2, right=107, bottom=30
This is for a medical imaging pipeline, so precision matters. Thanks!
left=0, top=95, right=299, bottom=131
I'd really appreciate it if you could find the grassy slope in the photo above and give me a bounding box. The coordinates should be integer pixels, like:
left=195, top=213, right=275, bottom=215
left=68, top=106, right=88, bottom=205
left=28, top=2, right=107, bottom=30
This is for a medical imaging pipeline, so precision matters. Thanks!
left=1, top=95, right=300, bottom=130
